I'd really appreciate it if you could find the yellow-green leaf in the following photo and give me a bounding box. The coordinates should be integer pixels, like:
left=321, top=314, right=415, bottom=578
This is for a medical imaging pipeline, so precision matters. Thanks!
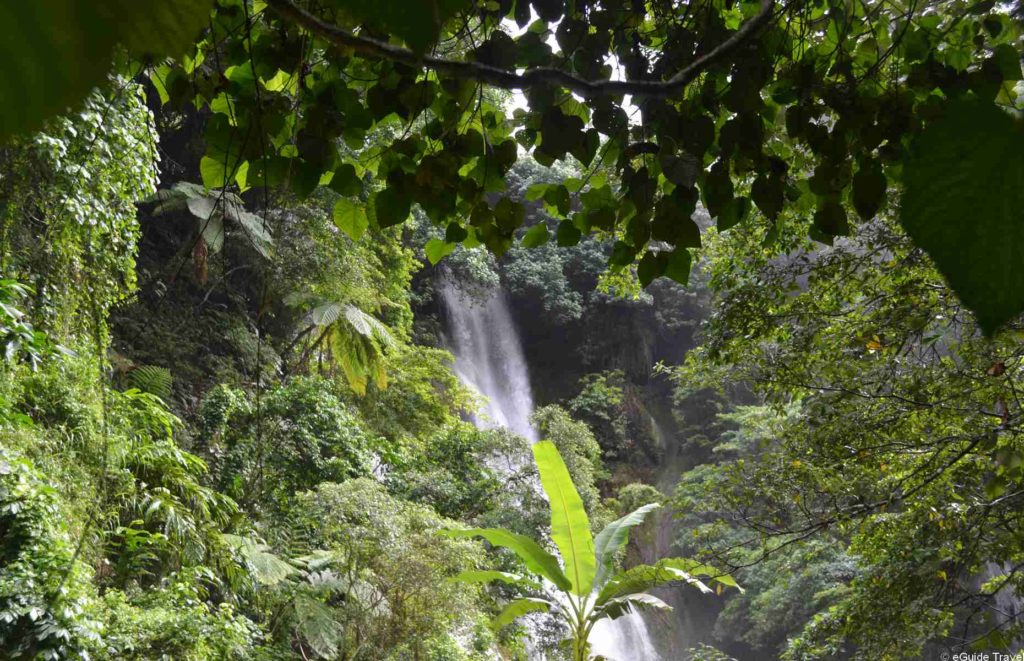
left=532, top=440, right=595, bottom=596
left=332, top=198, right=369, bottom=241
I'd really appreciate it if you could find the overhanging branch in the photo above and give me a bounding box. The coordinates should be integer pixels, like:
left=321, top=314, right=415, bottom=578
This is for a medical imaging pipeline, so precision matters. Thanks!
left=264, top=0, right=777, bottom=98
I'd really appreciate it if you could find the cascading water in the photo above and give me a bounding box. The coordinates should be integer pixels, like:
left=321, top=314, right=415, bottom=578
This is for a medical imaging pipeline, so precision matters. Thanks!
left=438, top=278, right=538, bottom=443
left=438, top=274, right=660, bottom=660
left=590, top=614, right=661, bottom=660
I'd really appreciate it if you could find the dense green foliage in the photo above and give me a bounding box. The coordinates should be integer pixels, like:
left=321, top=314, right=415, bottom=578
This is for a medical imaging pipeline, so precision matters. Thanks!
left=4, top=0, right=1024, bottom=332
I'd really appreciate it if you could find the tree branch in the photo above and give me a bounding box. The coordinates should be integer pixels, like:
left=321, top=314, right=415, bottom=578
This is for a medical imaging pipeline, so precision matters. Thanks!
left=264, top=0, right=777, bottom=98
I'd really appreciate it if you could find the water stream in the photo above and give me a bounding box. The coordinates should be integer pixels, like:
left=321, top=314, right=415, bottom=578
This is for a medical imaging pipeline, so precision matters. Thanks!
left=438, top=276, right=660, bottom=660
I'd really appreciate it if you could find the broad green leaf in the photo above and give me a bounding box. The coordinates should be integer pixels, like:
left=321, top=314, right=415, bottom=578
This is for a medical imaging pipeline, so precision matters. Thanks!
left=445, top=223, right=468, bottom=244
left=150, top=64, right=173, bottom=105
left=596, top=592, right=672, bottom=620
left=200, top=156, right=233, bottom=190
left=556, top=219, right=582, bottom=247
left=374, top=188, right=412, bottom=228
left=716, top=196, right=751, bottom=232
left=340, top=0, right=473, bottom=54
left=593, top=503, right=661, bottom=588
left=751, top=175, right=784, bottom=220
left=441, top=527, right=572, bottom=591
left=596, top=558, right=718, bottom=605
left=900, top=98, right=1024, bottom=335
left=425, top=238, right=456, bottom=265
left=812, top=199, right=849, bottom=241
left=261, top=69, right=299, bottom=94
left=525, top=183, right=550, bottom=201
left=664, top=249, right=692, bottom=285
left=521, top=223, right=550, bottom=248
left=186, top=196, right=217, bottom=221
left=332, top=198, right=369, bottom=241
left=0, top=0, right=214, bottom=141
left=991, top=44, right=1023, bottom=81
left=494, top=198, right=526, bottom=232
left=532, top=440, right=595, bottom=596
left=492, top=597, right=553, bottom=630
left=229, top=209, right=275, bottom=258
left=294, top=595, right=344, bottom=658
left=198, top=214, right=225, bottom=254
left=637, top=253, right=666, bottom=287
left=329, top=164, right=362, bottom=197
left=852, top=158, right=887, bottom=220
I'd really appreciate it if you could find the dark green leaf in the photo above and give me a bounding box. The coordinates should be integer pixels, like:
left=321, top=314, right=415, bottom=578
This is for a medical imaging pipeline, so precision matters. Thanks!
left=637, top=253, right=666, bottom=287
left=329, top=164, right=362, bottom=197
left=717, top=196, right=751, bottom=232
left=521, top=223, right=550, bottom=248
left=813, top=199, right=850, bottom=239
left=374, top=188, right=412, bottom=228
left=556, top=219, right=582, bottom=246
left=751, top=175, right=784, bottom=220
left=0, top=0, right=214, bottom=141
left=664, top=249, right=692, bottom=285
left=852, top=159, right=887, bottom=220
left=900, top=98, right=1024, bottom=334
left=445, top=222, right=469, bottom=243
left=494, top=197, right=526, bottom=232
left=609, top=241, right=637, bottom=267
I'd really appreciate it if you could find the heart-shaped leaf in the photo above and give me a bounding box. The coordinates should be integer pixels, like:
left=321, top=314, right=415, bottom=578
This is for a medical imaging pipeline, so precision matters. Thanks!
left=900, top=98, right=1024, bottom=335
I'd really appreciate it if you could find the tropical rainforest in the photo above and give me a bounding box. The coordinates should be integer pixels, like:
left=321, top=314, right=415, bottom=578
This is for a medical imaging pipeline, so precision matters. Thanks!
left=1, top=0, right=1023, bottom=659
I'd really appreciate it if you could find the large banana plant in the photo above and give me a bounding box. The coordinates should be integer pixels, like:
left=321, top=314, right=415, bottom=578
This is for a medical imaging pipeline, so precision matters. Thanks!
left=445, top=441, right=741, bottom=661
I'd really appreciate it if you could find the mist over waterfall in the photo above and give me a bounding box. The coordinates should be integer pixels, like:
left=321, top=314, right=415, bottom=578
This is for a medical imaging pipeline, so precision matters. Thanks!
left=438, top=274, right=660, bottom=660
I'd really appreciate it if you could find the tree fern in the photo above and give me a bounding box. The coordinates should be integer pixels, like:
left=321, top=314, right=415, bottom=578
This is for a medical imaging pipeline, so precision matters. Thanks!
left=300, top=301, right=396, bottom=395
left=147, top=181, right=273, bottom=258
left=222, top=534, right=299, bottom=587
left=293, top=595, right=345, bottom=658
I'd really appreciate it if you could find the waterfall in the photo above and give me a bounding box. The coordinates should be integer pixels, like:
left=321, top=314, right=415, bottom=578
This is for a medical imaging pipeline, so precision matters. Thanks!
left=438, top=275, right=660, bottom=660
left=438, top=278, right=538, bottom=443
left=590, top=614, right=661, bottom=661
left=984, top=562, right=1024, bottom=651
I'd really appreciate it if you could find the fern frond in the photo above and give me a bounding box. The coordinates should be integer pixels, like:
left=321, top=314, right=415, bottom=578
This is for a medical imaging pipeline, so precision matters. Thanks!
left=125, top=365, right=173, bottom=400
left=294, top=595, right=345, bottom=658
left=311, top=302, right=344, bottom=327
left=343, top=304, right=396, bottom=348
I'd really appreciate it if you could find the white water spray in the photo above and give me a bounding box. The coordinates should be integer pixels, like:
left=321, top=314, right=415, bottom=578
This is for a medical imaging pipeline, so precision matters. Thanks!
left=438, top=275, right=660, bottom=660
